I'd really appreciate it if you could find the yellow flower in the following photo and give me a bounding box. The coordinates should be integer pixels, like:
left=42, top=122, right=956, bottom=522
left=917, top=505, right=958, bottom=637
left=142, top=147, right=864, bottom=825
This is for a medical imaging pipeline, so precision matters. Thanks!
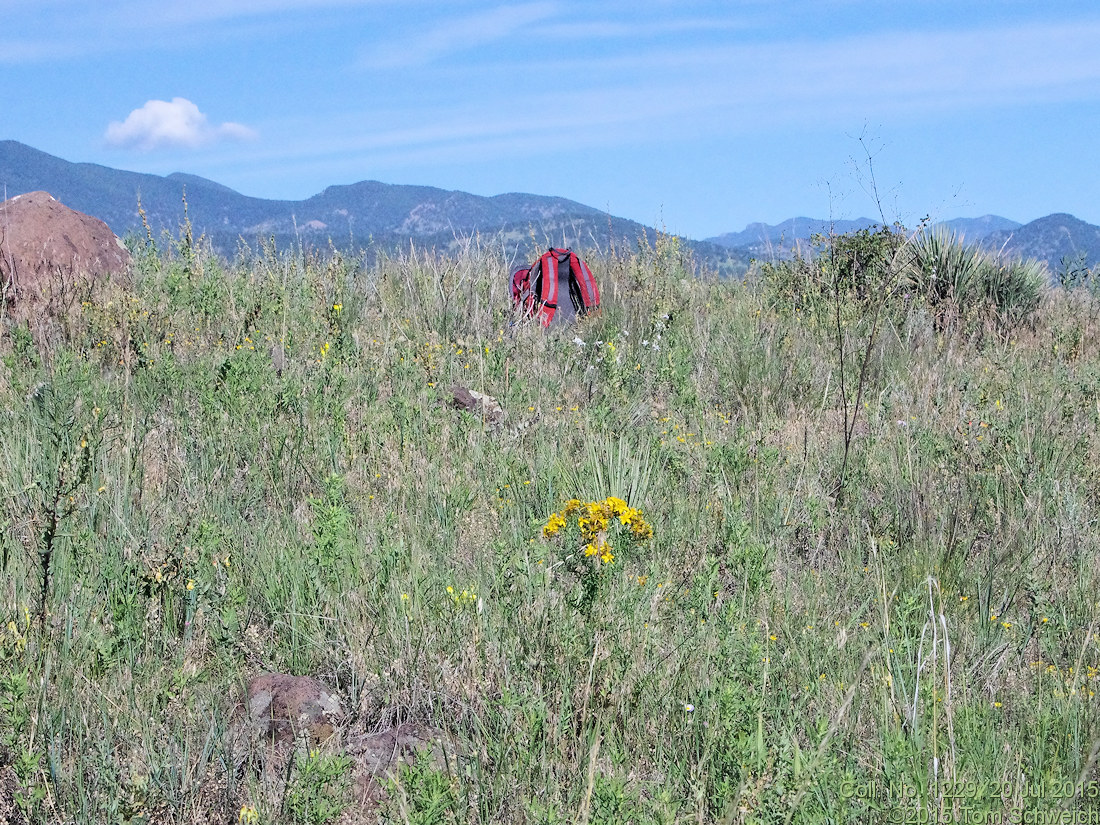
left=584, top=543, right=599, bottom=557
left=605, top=496, right=628, bottom=516
left=186, top=579, right=195, bottom=591
left=542, top=512, right=567, bottom=538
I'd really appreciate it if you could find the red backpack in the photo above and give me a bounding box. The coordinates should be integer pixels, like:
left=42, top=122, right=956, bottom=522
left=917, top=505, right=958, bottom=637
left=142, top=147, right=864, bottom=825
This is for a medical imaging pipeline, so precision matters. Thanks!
left=510, top=248, right=600, bottom=327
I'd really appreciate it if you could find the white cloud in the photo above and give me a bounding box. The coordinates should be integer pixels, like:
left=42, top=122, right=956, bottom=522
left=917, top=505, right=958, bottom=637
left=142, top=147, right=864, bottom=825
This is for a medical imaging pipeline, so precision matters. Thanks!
left=104, top=98, right=258, bottom=151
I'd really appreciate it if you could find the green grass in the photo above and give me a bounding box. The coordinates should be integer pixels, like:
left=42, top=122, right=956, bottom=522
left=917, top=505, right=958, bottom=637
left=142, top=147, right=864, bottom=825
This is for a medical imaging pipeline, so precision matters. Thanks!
left=1, top=228, right=1099, bottom=824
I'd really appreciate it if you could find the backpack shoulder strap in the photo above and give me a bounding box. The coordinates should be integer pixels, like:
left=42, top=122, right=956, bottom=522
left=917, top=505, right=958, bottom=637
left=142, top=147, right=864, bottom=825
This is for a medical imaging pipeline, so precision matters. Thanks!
left=511, top=266, right=531, bottom=305
left=535, top=249, right=560, bottom=326
left=568, top=251, right=600, bottom=312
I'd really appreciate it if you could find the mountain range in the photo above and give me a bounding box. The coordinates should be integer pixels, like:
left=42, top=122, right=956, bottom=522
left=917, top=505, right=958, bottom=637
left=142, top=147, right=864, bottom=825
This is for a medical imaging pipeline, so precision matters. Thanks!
left=0, top=140, right=748, bottom=273
left=2, top=140, right=1098, bottom=275
left=706, top=213, right=1026, bottom=251
left=704, top=214, right=1100, bottom=274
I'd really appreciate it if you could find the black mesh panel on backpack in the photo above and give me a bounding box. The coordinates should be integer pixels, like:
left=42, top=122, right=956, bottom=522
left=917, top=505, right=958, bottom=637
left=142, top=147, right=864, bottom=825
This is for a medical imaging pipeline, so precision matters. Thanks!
left=550, top=250, right=575, bottom=323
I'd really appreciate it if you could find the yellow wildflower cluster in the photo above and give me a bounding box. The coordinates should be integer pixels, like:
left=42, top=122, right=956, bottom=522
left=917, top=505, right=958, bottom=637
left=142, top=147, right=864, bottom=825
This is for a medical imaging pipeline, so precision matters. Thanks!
left=542, top=495, right=654, bottom=565
left=543, top=512, right=567, bottom=537
left=0, top=607, right=31, bottom=660
left=447, top=585, right=477, bottom=606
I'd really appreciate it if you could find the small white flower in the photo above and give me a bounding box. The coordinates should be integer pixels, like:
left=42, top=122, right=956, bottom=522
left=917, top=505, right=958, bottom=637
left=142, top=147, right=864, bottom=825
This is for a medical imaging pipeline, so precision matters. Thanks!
left=683, top=702, right=695, bottom=712
left=572, top=337, right=586, bottom=347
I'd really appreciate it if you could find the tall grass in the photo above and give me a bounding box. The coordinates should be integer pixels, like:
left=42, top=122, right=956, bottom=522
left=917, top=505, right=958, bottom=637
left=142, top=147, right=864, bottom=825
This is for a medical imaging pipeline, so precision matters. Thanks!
left=1, top=228, right=1098, bottom=823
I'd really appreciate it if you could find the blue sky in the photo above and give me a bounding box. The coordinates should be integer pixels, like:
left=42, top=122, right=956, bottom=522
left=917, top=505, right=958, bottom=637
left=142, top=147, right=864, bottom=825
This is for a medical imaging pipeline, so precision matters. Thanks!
left=3, top=0, right=1099, bottom=239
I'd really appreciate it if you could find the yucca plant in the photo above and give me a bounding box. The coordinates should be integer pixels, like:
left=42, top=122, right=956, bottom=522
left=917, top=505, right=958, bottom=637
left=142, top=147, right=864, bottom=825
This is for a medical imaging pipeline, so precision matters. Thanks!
left=975, top=255, right=1046, bottom=323
left=908, top=227, right=1046, bottom=329
left=906, top=226, right=985, bottom=307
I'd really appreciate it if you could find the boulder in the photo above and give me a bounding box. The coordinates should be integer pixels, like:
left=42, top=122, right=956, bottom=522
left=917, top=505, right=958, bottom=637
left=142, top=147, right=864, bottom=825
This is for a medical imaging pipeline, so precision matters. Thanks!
left=245, top=672, right=343, bottom=746
left=451, top=385, right=504, bottom=424
left=233, top=673, right=345, bottom=810
left=0, top=191, right=130, bottom=320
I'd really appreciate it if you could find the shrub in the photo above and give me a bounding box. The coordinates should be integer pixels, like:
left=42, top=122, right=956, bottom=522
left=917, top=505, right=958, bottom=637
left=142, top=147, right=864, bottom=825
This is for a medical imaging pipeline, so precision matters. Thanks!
left=758, top=224, right=908, bottom=317
left=907, top=227, right=1046, bottom=330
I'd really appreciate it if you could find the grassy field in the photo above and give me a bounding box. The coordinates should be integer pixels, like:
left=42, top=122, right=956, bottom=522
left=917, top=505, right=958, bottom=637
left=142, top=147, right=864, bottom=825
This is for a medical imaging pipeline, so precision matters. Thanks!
left=1, top=225, right=1099, bottom=824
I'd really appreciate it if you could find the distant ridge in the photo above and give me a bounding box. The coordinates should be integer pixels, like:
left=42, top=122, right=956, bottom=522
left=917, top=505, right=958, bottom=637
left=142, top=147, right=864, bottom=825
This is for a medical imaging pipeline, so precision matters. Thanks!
left=978, top=213, right=1100, bottom=272
left=706, top=212, right=1099, bottom=272
left=0, top=140, right=747, bottom=273
left=936, top=215, right=1021, bottom=241
left=705, top=217, right=879, bottom=256
left=706, top=215, right=1019, bottom=254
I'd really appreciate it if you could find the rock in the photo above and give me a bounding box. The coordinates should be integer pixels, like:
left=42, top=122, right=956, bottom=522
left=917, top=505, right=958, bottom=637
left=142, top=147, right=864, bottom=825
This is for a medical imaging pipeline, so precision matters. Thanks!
left=231, top=673, right=345, bottom=812
left=245, top=673, right=343, bottom=746
left=269, top=343, right=287, bottom=376
left=345, top=723, right=451, bottom=808
left=451, top=385, right=504, bottom=424
left=0, top=191, right=131, bottom=322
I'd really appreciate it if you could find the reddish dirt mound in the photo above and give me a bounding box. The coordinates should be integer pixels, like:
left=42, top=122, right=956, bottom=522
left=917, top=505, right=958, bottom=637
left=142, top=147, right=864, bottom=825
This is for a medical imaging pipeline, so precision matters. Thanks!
left=0, top=190, right=131, bottom=322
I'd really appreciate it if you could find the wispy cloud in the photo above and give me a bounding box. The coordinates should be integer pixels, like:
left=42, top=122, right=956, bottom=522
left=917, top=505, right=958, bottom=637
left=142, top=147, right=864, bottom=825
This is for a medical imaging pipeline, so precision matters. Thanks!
left=104, top=98, right=258, bottom=152
left=0, top=0, right=394, bottom=63
left=537, top=16, right=749, bottom=40
left=512, top=18, right=1100, bottom=122
left=143, top=0, right=391, bottom=27
left=361, top=2, right=559, bottom=68
left=227, top=16, right=1100, bottom=178
left=0, top=38, right=85, bottom=64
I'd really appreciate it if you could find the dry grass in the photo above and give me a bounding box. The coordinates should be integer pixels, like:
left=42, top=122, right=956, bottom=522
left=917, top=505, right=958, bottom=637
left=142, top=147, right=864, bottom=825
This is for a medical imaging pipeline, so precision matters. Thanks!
left=0, top=231, right=1098, bottom=823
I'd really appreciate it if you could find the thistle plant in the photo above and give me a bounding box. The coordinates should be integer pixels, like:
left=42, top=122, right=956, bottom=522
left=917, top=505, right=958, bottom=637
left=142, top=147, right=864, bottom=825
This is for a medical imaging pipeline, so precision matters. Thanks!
left=541, top=496, right=653, bottom=612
